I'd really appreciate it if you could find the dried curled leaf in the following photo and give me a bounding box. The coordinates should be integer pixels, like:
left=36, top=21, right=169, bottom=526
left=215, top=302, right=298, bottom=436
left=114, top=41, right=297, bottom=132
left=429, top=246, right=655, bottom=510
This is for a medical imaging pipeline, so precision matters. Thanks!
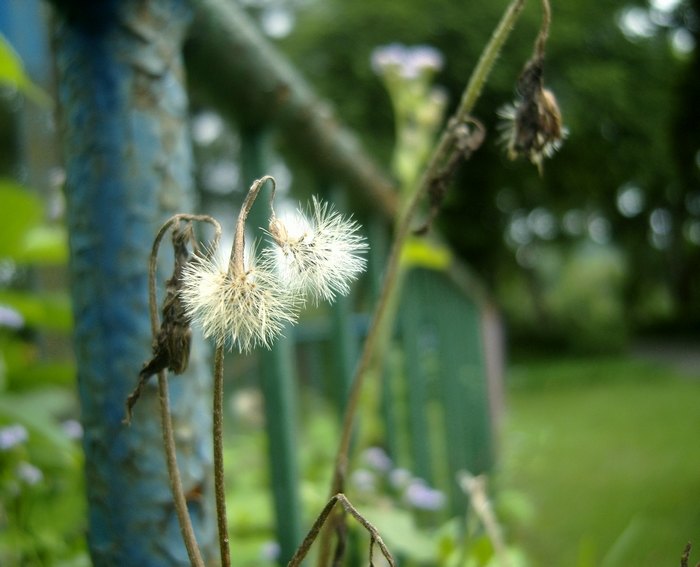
left=124, top=223, right=194, bottom=424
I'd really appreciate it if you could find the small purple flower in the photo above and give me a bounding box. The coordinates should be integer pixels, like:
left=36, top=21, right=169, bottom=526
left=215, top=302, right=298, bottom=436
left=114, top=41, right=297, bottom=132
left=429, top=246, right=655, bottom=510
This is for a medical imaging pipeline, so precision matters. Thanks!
left=409, top=45, right=444, bottom=75
left=61, top=419, right=83, bottom=440
left=350, top=468, right=376, bottom=493
left=0, top=305, right=24, bottom=330
left=404, top=479, right=446, bottom=511
left=362, top=446, right=393, bottom=473
left=370, top=43, right=406, bottom=75
left=0, top=423, right=28, bottom=450
left=260, top=541, right=280, bottom=562
left=389, top=467, right=412, bottom=489
left=17, top=461, right=43, bottom=485
left=371, top=44, right=444, bottom=79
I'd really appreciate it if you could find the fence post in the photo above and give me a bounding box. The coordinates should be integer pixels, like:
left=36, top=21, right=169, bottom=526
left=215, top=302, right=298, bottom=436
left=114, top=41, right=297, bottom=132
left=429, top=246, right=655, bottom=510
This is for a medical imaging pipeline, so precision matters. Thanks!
left=367, top=216, right=401, bottom=460
left=434, top=269, right=494, bottom=491
left=53, top=1, right=216, bottom=564
left=326, top=187, right=357, bottom=410
left=239, top=129, right=302, bottom=564
left=400, top=271, right=435, bottom=484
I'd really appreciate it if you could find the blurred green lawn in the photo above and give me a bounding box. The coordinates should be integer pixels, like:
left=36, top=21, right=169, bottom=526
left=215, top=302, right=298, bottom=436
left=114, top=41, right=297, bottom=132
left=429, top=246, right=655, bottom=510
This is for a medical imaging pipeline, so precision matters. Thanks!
left=500, top=356, right=700, bottom=567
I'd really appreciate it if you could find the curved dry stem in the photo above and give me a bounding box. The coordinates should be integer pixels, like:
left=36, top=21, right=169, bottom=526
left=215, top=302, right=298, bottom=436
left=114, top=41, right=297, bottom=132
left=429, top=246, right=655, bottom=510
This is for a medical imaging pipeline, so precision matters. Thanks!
left=535, top=0, right=552, bottom=57
left=458, top=471, right=509, bottom=567
left=288, top=494, right=395, bottom=567
left=213, top=345, right=231, bottom=567
left=147, top=214, right=221, bottom=567
left=157, top=372, right=205, bottom=567
left=149, top=213, right=222, bottom=335
left=230, top=175, right=276, bottom=275
left=266, top=174, right=280, bottom=220
left=210, top=178, right=275, bottom=566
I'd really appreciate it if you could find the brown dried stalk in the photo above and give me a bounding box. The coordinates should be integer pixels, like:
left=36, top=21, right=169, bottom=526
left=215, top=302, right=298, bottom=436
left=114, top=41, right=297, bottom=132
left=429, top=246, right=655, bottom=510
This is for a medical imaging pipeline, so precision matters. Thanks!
left=125, top=213, right=221, bottom=567
left=287, top=493, right=395, bottom=567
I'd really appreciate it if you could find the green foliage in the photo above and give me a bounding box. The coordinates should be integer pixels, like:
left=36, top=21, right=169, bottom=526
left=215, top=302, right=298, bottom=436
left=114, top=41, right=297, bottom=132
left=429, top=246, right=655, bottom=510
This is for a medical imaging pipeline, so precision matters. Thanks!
left=0, top=34, right=51, bottom=106
left=0, top=34, right=84, bottom=564
left=501, top=241, right=629, bottom=353
left=0, top=387, right=87, bottom=566
left=224, top=388, right=526, bottom=566
left=0, top=179, right=68, bottom=265
left=0, top=180, right=42, bottom=258
left=502, top=356, right=700, bottom=566
left=0, top=125, right=83, bottom=566
left=371, top=43, right=447, bottom=193
left=548, top=244, right=628, bottom=350
left=278, top=0, right=700, bottom=334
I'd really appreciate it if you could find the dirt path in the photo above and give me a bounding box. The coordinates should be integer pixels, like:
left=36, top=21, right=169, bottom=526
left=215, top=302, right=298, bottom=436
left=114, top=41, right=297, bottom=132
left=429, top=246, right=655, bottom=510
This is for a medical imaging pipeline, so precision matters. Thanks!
left=631, top=338, right=700, bottom=378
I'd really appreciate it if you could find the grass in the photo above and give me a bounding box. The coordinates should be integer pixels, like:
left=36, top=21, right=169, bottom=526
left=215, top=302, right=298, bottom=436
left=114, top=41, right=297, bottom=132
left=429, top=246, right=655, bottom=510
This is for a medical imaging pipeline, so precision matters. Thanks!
left=499, top=355, right=700, bottom=567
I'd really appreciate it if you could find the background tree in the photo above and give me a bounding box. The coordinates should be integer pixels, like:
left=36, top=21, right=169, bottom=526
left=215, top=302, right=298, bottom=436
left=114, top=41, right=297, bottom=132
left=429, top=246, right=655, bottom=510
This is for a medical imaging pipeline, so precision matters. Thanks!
left=271, top=0, right=699, bottom=345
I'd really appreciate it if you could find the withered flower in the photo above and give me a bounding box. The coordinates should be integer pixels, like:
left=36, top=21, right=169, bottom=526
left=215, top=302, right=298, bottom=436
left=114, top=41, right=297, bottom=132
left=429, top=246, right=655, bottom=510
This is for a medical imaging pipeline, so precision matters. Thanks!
left=499, top=55, right=566, bottom=172
left=125, top=222, right=196, bottom=423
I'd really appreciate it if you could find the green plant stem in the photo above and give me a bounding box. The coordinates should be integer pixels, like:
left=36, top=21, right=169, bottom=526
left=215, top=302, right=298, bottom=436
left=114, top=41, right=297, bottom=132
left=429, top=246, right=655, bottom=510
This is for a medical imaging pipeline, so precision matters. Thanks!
left=318, top=0, right=527, bottom=563
left=330, top=0, right=526, bottom=501
left=213, top=345, right=231, bottom=567
left=454, top=0, right=527, bottom=124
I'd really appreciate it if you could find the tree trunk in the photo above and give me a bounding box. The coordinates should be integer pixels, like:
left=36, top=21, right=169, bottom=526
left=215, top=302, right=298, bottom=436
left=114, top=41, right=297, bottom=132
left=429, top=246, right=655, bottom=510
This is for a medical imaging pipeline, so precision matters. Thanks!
left=53, top=1, right=216, bottom=564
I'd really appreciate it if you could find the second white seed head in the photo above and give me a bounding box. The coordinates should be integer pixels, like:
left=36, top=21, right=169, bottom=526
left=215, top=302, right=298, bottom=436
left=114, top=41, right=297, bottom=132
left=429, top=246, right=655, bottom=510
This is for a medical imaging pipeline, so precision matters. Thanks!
left=266, top=197, right=368, bottom=304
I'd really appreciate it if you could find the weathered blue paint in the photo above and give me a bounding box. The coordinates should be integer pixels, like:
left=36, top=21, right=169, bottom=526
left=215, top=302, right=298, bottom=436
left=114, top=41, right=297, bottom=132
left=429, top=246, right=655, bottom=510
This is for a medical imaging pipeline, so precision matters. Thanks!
left=53, top=1, right=216, bottom=564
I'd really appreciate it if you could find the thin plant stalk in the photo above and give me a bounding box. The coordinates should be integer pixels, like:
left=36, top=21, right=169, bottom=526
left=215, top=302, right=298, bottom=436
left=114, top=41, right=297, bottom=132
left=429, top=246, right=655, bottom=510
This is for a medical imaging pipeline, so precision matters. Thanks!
left=147, top=214, right=221, bottom=567
left=157, top=373, right=205, bottom=567
left=317, top=0, right=527, bottom=562
left=288, top=494, right=395, bottom=567
left=229, top=175, right=276, bottom=273
left=148, top=215, right=222, bottom=329
left=330, top=0, right=526, bottom=498
left=213, top=344, right=230, bottom=567
left=454, top=0, right=527, bottom=125
left=535, top=0, right=551, bottom=57
left=212, top=175, right=276, bottom=567
left=458, top=471, right=510, bottom=567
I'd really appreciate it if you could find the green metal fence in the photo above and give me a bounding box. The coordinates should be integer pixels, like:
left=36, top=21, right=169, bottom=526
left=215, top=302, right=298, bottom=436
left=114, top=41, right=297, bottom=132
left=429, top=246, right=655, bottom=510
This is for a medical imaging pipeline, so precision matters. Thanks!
left=235, top=131, right=503, bottom=561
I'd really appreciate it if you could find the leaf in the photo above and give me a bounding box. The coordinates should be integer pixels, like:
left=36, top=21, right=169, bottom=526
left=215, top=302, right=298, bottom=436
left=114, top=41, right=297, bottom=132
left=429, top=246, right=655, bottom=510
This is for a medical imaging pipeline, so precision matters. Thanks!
left=0, top=388, right=79, bottom=465
left=16, top=224, right=69, bottom=265
left=360, top=506, right=437, bottom=561
left=0, top=290, right=73, bottom=332
left=401, top=236, right=452, bottom=270
left=0, top=34, right=51, bottom=106
left=0, top=179, right=42, bottom=259
left=8, top=361, right=76, bottom=390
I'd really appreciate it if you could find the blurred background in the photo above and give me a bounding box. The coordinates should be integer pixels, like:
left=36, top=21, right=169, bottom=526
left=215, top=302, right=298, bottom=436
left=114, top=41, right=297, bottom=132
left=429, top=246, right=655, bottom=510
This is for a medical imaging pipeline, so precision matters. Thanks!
left=0, top=0, right=698, bottom=565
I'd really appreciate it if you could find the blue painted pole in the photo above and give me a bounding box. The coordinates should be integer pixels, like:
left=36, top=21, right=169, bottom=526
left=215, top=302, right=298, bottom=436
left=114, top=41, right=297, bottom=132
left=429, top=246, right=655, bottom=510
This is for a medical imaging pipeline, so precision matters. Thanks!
left=53, top=1, right=216, bottom=564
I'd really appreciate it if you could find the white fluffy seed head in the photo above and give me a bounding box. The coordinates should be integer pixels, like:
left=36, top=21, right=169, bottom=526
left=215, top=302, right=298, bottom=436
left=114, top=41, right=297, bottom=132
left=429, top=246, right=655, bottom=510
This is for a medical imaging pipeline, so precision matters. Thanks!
left=265, top=197, right=368, bottom=304
left=179, top=249, right=299, bottom=353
